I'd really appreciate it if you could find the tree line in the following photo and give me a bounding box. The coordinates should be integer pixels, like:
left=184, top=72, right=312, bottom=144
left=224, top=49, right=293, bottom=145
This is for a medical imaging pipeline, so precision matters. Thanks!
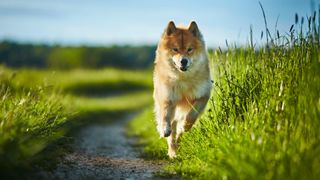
left=0, top=41, right=156, bottom=69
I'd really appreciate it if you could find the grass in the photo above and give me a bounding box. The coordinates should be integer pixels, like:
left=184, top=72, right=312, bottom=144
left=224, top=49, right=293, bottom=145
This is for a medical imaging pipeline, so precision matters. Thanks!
left=8, top=68, right=152, bottom=92
left=128, top=108, right=167, bottom=159
left=0, top=66, right=153, bottom=175
left=0, top=68, right=69, bottom=170
left=128, top=11, right=320, bottom=179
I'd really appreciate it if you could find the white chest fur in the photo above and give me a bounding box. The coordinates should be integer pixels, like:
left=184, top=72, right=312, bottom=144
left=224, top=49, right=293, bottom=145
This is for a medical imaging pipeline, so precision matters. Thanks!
left=173, top=79, right=212, bottom=101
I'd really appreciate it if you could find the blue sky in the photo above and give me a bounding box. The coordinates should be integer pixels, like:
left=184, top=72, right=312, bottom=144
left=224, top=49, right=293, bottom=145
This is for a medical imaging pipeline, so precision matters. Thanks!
left=0, top=0, right=316, bottom=47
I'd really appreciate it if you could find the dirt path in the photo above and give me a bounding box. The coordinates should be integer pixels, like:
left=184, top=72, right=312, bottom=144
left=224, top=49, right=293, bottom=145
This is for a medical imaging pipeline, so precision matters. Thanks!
left=36, top=114, right=165, bottom=179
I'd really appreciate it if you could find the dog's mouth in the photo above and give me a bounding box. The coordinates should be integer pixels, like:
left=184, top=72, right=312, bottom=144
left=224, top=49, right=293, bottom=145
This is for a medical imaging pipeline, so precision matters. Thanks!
left=179, top=66, right=188, bottom=72
left=173, top=61, right=190, bottom=72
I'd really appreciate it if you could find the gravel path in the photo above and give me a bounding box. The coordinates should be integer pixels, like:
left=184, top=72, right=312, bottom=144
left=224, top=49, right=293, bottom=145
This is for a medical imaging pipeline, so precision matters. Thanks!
left=36, top=114, right=165, bottom=180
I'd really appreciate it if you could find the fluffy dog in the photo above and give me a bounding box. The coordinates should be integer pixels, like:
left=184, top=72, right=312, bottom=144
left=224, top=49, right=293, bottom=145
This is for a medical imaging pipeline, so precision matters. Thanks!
left=153, top=21, right=212, bottom=158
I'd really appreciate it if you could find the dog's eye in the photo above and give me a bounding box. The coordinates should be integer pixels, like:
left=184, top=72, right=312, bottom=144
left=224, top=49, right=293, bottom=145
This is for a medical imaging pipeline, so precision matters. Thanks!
left=187, top=48, right=193, bottom=53
left=172, top=48, right=178, bottom=52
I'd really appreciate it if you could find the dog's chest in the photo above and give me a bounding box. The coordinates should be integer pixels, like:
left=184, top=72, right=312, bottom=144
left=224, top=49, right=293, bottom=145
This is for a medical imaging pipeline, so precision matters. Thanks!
left=174, top=80, right=210, bottom=100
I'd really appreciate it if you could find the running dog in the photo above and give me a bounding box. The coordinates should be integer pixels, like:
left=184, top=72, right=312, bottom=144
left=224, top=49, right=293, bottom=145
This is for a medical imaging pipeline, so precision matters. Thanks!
left=153, top=21, right=212, bottom=158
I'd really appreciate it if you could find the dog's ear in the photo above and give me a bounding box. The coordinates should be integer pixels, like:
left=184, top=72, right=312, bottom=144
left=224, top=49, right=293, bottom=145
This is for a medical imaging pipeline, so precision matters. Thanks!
left=166, top=21, right=176, bottom=36
left=188, top=21, right=200, bottom=37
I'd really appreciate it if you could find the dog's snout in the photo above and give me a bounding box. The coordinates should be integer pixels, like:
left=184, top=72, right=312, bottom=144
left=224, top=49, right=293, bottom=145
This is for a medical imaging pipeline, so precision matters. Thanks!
left=181, top=59, right=188, bottom=66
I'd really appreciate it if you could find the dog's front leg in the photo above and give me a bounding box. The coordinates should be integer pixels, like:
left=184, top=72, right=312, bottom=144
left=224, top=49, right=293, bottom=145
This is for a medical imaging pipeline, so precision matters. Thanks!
left=183, top=96, right=210, bottom=132
left=167, top=120, right=177, bottom=158
left=158, top=100, right=175, bottom=138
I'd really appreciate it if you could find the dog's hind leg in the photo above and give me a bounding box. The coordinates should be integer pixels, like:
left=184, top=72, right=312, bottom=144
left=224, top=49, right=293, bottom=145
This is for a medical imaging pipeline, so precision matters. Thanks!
left=183, top=96, right=210, bottom=132
left=167, top=120, right=178, bottom=158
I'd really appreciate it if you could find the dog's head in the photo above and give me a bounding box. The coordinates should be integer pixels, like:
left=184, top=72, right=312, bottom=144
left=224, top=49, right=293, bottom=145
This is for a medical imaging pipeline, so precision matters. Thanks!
left=158, top=21, right=205, bottom=72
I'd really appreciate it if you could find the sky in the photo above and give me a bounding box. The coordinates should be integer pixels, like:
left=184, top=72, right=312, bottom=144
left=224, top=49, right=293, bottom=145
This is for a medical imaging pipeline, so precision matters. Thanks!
left=0, top=0, right=316, bottom=48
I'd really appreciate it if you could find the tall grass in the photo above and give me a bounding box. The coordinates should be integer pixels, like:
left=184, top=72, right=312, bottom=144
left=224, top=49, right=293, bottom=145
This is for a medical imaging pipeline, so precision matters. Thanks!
left=0, top=67, right=69, bottom=169
left=129, top=9, right=320, bottom=179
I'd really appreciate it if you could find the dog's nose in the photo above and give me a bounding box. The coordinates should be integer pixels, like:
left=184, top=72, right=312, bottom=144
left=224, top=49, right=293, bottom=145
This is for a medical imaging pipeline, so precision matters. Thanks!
left=181, top=59, right=188, bottom=66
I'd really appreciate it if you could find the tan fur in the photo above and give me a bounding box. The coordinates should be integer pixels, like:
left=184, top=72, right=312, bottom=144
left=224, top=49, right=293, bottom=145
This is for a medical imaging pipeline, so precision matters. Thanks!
left=153, top=21, right=212, bottom=158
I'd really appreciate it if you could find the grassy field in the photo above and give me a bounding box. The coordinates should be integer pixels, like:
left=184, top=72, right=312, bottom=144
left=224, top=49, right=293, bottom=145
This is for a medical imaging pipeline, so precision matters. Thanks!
left=128, top=13, right=320, bottom=179
left=1, top=8, right=320, bottom=180
left=0, top=67, right=153, bottom=173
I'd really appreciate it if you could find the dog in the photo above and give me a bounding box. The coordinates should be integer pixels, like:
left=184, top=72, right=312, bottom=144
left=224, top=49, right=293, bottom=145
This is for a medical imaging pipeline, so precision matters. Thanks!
left=153, top=21, right=212, bottom=158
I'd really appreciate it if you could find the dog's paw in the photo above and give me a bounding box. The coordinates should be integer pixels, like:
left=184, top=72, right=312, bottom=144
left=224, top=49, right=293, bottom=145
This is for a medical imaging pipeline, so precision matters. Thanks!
left=158, top=122, right=171, bottom=138
left=164, top=128, right=171, bottom=137
left=168, top=141, right=177, bottom=158
left=164, top=122, right=172, bottom=137
left=159, top=128, right=171, bottom=138
left=168, top=149, right=177, bottom=159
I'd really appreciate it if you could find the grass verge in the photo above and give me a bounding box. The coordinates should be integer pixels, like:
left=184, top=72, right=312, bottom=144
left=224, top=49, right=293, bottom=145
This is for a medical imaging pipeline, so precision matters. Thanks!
left=127, top=108, right=167, bottom=159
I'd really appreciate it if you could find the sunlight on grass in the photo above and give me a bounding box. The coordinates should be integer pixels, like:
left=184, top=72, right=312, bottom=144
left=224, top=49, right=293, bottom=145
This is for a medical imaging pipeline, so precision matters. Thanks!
left=67, top=91, right=152, bottom=112
left=9, top=68, right=152, bottom=91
